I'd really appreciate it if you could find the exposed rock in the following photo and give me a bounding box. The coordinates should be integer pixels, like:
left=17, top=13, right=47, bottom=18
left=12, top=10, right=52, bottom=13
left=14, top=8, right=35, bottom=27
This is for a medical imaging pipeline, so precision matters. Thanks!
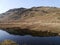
left=0, top=40, right=19, bottom=45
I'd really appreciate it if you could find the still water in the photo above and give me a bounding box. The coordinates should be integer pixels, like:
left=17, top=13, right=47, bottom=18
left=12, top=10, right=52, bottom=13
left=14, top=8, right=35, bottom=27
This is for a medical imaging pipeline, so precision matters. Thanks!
left=0, top=30, right=60, bottom=45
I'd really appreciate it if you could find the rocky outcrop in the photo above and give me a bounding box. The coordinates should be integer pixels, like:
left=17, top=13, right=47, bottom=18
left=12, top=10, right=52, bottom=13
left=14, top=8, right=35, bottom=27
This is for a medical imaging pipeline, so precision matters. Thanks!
left=0, top=40, right=19, bottom=45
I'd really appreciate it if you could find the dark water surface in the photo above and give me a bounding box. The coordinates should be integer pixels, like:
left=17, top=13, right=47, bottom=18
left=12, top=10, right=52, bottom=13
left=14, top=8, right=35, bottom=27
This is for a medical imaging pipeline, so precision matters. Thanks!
left=0, top=30, right=60, bottom=45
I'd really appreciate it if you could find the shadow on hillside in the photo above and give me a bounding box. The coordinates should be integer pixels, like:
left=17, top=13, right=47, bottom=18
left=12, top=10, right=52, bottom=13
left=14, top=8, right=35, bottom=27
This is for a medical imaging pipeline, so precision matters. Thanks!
left=2, top=27, right=59, bottom=37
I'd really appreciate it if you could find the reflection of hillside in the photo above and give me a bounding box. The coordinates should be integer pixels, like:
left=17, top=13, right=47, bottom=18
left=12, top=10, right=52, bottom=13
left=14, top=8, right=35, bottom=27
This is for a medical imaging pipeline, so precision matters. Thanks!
left=3, top=27, right=58, bottom=37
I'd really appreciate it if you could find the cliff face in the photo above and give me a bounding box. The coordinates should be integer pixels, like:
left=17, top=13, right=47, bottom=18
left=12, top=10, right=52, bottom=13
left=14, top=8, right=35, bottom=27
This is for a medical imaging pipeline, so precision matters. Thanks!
left=0, top=6, right=60, bottom=33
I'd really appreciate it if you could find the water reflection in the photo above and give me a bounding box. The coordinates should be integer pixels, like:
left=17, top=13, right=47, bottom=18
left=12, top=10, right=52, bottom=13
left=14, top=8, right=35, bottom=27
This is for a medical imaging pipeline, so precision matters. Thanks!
left=0, top=30, right=60, bottom=45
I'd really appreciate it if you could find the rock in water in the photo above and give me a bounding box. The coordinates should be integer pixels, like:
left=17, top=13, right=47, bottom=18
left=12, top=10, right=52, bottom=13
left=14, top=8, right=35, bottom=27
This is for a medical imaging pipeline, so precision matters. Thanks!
left=0, top=40, right=19, bottom=45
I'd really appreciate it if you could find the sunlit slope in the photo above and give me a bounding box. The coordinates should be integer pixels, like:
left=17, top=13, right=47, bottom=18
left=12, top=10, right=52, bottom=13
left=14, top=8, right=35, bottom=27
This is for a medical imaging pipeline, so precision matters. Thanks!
left=0, top=6, right=60, bottom=33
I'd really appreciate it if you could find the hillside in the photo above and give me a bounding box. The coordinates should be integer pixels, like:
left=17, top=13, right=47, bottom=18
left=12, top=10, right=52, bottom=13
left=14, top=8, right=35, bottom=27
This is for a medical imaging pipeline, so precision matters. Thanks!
left=0, top=6, right=60, bottom=35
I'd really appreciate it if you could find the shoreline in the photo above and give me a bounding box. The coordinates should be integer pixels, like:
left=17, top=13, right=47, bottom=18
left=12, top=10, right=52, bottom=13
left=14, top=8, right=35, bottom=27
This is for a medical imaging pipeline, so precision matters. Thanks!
left=1, top=27, right=59, bottom=37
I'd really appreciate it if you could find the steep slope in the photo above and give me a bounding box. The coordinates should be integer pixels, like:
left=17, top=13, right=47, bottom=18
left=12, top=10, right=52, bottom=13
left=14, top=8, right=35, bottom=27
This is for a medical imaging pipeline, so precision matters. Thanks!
left=0, top=8, right=26, bottom=21
left=0, top=6, right=60, bottom=33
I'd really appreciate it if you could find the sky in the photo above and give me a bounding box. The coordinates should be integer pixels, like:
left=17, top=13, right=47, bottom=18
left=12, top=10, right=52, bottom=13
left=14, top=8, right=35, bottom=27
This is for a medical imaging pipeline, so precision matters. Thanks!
left=0, top=0, right=60, bottom=13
